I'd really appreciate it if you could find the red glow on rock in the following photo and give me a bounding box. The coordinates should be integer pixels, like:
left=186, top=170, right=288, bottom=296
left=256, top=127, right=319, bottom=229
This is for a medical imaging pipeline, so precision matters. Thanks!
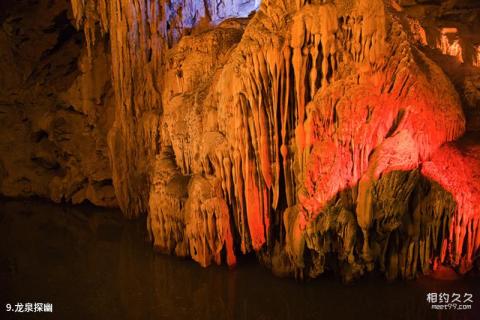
left=245, top=160, right=266, bottom=250
left=421, top=135, right=480, bottom=272
left=302, top=75, right=465, bottom=224
left=429, top=265, right=461, bottom=281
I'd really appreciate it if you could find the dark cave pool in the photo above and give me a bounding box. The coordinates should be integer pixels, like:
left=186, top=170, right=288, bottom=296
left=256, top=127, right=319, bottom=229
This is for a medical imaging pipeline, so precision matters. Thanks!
left=1, top=199, right=479, bottom=320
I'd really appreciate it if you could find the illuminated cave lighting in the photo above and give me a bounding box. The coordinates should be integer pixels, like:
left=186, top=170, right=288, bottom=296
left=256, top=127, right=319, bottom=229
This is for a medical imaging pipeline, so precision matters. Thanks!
left=167, top=0, right=260, bottom=29
left=438, top=27, right=464, bottom=63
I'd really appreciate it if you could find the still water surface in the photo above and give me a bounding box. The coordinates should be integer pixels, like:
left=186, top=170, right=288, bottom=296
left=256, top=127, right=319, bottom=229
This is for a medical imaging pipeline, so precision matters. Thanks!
left=1, top=199, right=479, bottom=320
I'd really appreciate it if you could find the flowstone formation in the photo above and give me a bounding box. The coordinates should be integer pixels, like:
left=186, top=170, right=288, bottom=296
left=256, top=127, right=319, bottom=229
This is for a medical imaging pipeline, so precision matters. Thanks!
left=1, top=0, right=479, bottom=282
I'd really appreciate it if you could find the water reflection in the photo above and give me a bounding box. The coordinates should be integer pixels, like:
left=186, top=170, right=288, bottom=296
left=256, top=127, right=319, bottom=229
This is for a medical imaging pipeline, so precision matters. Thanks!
left=1, top=199, right=479, bottom=320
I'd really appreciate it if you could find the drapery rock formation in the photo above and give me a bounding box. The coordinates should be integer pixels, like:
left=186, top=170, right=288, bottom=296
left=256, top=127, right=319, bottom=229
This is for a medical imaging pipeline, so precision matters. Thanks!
left=1, top=0, right=480, bottom=281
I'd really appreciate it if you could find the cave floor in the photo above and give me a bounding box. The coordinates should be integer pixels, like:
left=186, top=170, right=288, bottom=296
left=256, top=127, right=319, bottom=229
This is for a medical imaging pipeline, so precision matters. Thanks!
left=1, top=199, right=479, bottom=320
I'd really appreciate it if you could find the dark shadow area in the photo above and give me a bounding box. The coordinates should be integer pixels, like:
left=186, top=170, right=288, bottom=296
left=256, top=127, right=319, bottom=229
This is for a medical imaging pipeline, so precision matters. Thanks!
left=1, top=199, right=479, bottom=320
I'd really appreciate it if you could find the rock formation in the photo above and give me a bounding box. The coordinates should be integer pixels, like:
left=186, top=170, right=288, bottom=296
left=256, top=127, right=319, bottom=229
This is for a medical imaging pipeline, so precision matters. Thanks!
left=0, top=0, right=116, bottom=207
left=1, top=0, right=480, bottom=281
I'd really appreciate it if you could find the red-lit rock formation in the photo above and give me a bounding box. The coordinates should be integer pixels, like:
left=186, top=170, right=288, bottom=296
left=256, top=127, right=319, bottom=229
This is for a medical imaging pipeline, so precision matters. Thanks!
left=1, top=0, right=480, bottom=281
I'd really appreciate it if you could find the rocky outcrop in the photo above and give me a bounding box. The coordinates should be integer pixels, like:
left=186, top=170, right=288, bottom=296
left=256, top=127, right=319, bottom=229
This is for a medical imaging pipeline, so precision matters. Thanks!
left=0, top=0, right=116, bottom=207
left=1, top=0, right=480, bottom=281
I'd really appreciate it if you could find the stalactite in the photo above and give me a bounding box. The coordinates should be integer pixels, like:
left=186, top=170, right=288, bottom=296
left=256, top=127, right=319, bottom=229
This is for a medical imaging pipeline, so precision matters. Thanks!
left=214, top=0, right=473, bottom=279
left=69, top=0, right=480, bottom=281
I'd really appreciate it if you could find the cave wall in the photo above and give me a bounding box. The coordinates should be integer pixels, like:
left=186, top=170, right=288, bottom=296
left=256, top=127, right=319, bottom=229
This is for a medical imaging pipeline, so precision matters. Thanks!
left=0, top=0, right=116, bottom=207
left=1, top=0, right=480, bottom=281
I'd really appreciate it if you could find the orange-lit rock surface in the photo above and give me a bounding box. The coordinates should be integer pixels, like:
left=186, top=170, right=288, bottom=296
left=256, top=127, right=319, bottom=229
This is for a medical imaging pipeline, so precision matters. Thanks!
left=0, top=0, right=116, bottom=207
left=1, top=0, right=480, bottom=281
